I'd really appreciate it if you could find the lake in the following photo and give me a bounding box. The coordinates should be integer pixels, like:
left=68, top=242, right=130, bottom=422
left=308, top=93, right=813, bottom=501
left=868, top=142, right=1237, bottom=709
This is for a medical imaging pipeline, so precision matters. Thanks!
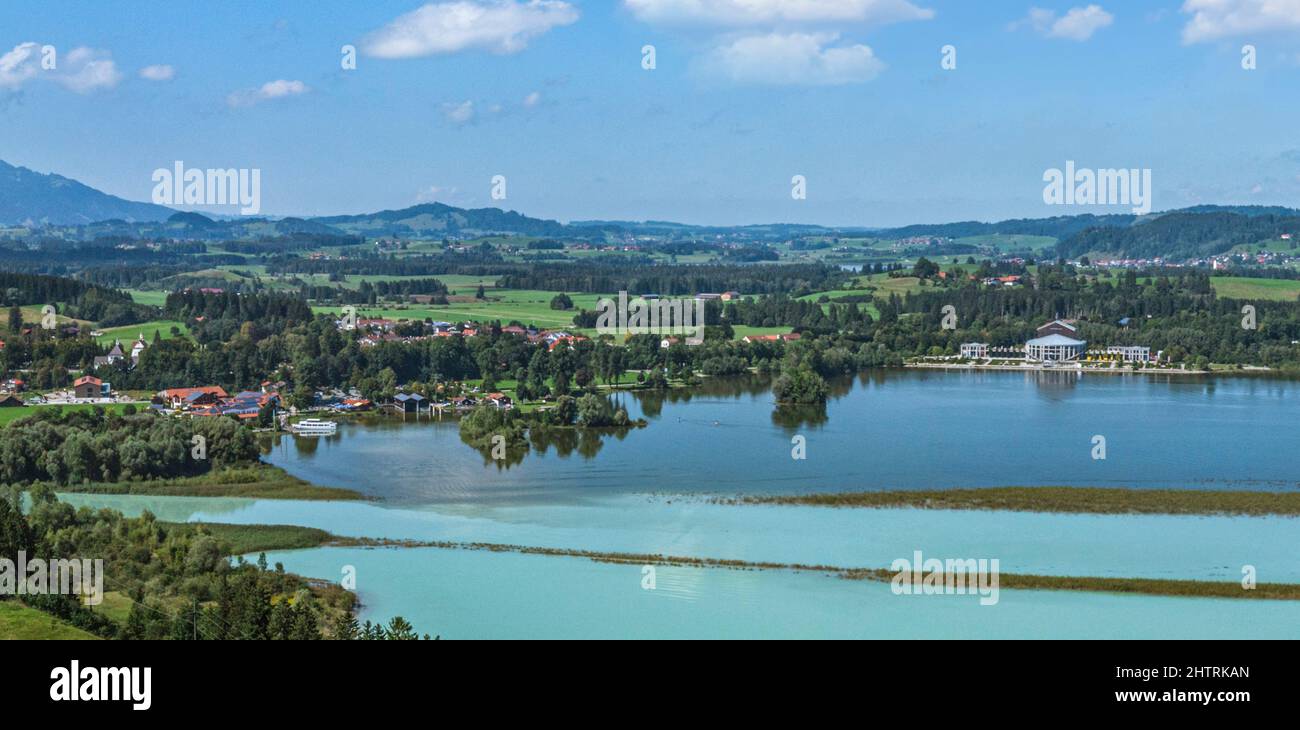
left=263, top=369, right=1300, bottom=504
left=59, top=369, right=1300, bottom=638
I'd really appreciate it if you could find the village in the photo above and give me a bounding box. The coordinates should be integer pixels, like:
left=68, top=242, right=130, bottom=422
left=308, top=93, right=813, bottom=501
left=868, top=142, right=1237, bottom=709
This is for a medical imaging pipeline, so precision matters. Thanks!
left=0, top=319, right=550, bottom=430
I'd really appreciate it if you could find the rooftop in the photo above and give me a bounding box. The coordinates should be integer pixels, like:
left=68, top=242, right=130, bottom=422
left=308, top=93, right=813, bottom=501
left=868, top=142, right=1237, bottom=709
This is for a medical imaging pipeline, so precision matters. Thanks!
left=1026, top=334, right=1087, bottom=347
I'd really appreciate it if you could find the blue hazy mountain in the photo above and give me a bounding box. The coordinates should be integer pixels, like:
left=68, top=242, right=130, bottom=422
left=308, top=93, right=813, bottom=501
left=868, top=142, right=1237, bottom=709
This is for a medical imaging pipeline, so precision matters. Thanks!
left=0, top=159, right=174, bottom=225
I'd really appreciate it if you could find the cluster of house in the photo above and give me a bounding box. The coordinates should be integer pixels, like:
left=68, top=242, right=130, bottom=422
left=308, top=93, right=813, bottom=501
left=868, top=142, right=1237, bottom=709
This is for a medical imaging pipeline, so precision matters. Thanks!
left=739, top=333, right=802, bottom=344
left=567, top=242, right=645, bottom=253
left=961, top=320, right=1160, bottom=364
left=153, top=386, right=280, bottom=420
left=891, top=236, right=951, bottom=251
left=1087, top=257, right=1176, bottom=269
left=1203, top=250, right=1295, bottom=270
left=338, top=317, right=590, bottom=351
left=389, top=391, right=513, bottom=414
left=981, top=275, right=1023, bottom=287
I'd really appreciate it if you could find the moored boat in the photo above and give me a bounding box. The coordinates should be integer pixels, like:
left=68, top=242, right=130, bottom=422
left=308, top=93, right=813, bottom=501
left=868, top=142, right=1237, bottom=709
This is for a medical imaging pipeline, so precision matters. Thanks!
left=291, top=419, right=338, bottom=435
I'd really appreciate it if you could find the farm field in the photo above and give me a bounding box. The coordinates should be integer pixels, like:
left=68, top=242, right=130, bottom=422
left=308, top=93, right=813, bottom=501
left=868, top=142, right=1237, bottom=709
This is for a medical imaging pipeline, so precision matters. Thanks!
left=1209, top=277, right=1300, bottom=301
left=124, top=289, right=170, bottom=306
left=730, top=325, right=794, bottom=340
left=1227, top=239, right=1299, bottom=255
left=955, top=234, right=1056, bottom=252
left=855, top=274, right=928, bottom=297
left=313, top=288, right=609, bottom=329
left=0, top=403, right=135, bottom=427
left=15, top=306, right=90, bottom=328
left=95, top=319, right=191, bottom=345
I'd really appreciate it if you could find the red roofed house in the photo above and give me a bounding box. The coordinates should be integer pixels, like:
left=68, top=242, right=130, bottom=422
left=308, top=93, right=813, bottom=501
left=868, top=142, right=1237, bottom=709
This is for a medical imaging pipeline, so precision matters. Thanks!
left=159, top=386, right=229, bottom=409
left=742, top=333, right=803, bottom=344
left=74, top=376, right=103, bottom=399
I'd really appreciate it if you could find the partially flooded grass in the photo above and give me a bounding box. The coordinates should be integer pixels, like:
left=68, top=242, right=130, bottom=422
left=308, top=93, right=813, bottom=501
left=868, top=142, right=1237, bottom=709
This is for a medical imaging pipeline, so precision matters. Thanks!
left=716, top=486, right=1300, bottom=516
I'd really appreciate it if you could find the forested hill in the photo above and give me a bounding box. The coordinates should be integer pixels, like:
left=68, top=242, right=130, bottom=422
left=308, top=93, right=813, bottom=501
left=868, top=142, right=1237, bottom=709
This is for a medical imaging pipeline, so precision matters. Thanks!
left=314, top=202, right=574, bottom=238
left=878, top=213, right=1137, bottom=241
left=1057, top=211, right=1300, bottom=260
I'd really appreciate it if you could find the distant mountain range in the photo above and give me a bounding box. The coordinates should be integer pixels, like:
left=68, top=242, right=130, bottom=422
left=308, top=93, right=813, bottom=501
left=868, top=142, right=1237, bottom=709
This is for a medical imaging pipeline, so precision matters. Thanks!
left=0, top=160, right=175, bottom=225
left=3, top=159, right=1298, bottom=261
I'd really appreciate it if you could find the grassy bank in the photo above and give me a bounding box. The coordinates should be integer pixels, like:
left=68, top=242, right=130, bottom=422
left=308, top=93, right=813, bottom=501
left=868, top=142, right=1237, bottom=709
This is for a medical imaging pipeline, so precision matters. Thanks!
left=56, top=464, right=364, bottom=500
left=719, top=486, right=1300, bottom=516
left=332, top=538, right=1300, bottom=601
left=0, top=601, right=100, bottom=640
left=163, top=522, right=337, bottom=554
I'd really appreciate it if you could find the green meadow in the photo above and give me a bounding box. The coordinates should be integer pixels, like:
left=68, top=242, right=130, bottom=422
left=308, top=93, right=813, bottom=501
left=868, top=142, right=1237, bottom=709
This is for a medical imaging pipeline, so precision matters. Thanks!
left=0, top=602, right=100, bottom=640
left=314, top=289, right=609, bottom=329
left=0, top=403, right=134, bottom=427
left=95, top=319, right=191, bottom=346
left=124, top=289, right=171, bottom=307
left=1209, top=276, right=1300, bottom=302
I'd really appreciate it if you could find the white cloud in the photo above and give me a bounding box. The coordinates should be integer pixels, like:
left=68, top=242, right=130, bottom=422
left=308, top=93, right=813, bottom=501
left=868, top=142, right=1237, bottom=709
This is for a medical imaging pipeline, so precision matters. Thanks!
left=700, top=32, right=885, bottom=86
left=0, top=42, right=41, bottom=90
left=139, top=64, right=176, bottom=81
left=1, top=43, right=122, bottom=93
left=624, top=0, right=934, bottom=26
left=442, top=99, right=476, bottom=124
left=523, top=90, right=541, bottom=108
left=52, top=47, right=123, bottom=93
left=1181, top=0, right=1300, bottom=44
left=1050, top=5, right=1114, bottom=40
left=227, top=79, right=309, bottom=107
left=1011, top=5, right=1113, bottom=41
left=362, top=0, right=578, bottom=58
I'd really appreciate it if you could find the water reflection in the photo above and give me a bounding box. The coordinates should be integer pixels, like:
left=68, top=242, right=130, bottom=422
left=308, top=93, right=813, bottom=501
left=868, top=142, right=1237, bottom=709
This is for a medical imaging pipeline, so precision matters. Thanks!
left=771, top=404, right=829, bottom=431
left=1027, top=368, right=1081, bottom=402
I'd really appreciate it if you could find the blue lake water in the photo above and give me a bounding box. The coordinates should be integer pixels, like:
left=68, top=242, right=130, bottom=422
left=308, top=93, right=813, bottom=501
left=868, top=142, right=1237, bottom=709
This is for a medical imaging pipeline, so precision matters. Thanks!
left=262, top=370, right=1300, bottom=505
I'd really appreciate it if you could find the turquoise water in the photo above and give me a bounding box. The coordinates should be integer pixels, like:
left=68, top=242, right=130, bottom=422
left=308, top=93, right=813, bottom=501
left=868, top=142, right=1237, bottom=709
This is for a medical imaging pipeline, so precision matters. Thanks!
left=60, top=493, right=1300, bottom=582
left=263, top=370, right=1300, bottom=504
left=261, top=546, right=1300, bottom=639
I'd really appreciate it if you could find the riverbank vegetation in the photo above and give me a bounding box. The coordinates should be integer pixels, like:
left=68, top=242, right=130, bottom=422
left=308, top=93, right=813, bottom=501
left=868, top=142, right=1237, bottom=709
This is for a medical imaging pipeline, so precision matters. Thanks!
left=55, top=463, right=363, bottom=500
left=719, top=486, right=1300, bottom=516
left=0, top=490, right=427, bottom=639
left=0, top=407, right=360, bottom=499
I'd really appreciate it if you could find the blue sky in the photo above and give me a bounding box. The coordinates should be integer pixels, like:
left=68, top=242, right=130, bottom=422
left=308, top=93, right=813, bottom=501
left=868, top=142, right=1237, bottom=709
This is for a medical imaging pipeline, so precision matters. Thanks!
left=4, top=0, right=1300, bottom=227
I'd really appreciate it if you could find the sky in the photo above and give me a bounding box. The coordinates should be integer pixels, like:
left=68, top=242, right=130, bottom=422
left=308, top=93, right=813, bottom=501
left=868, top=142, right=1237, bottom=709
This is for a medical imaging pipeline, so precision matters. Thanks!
left=4, top=0, right=1300, bottom=227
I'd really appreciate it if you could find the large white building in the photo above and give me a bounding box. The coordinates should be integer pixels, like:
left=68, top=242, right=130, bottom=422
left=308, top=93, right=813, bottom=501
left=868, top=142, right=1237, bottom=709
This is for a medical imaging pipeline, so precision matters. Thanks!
left=1025, top=320, right=1086, bottom=362
left=1026, top=334, right=1087, bottom=362
left=1104, top=346, right=1153, bottom=363
left=960, top=343, right=989, bottom=359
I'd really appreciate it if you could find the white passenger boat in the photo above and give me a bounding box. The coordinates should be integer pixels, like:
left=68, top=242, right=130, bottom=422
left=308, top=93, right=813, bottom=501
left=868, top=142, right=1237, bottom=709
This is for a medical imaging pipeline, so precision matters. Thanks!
left=291, top=419, right=338, bottom=435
